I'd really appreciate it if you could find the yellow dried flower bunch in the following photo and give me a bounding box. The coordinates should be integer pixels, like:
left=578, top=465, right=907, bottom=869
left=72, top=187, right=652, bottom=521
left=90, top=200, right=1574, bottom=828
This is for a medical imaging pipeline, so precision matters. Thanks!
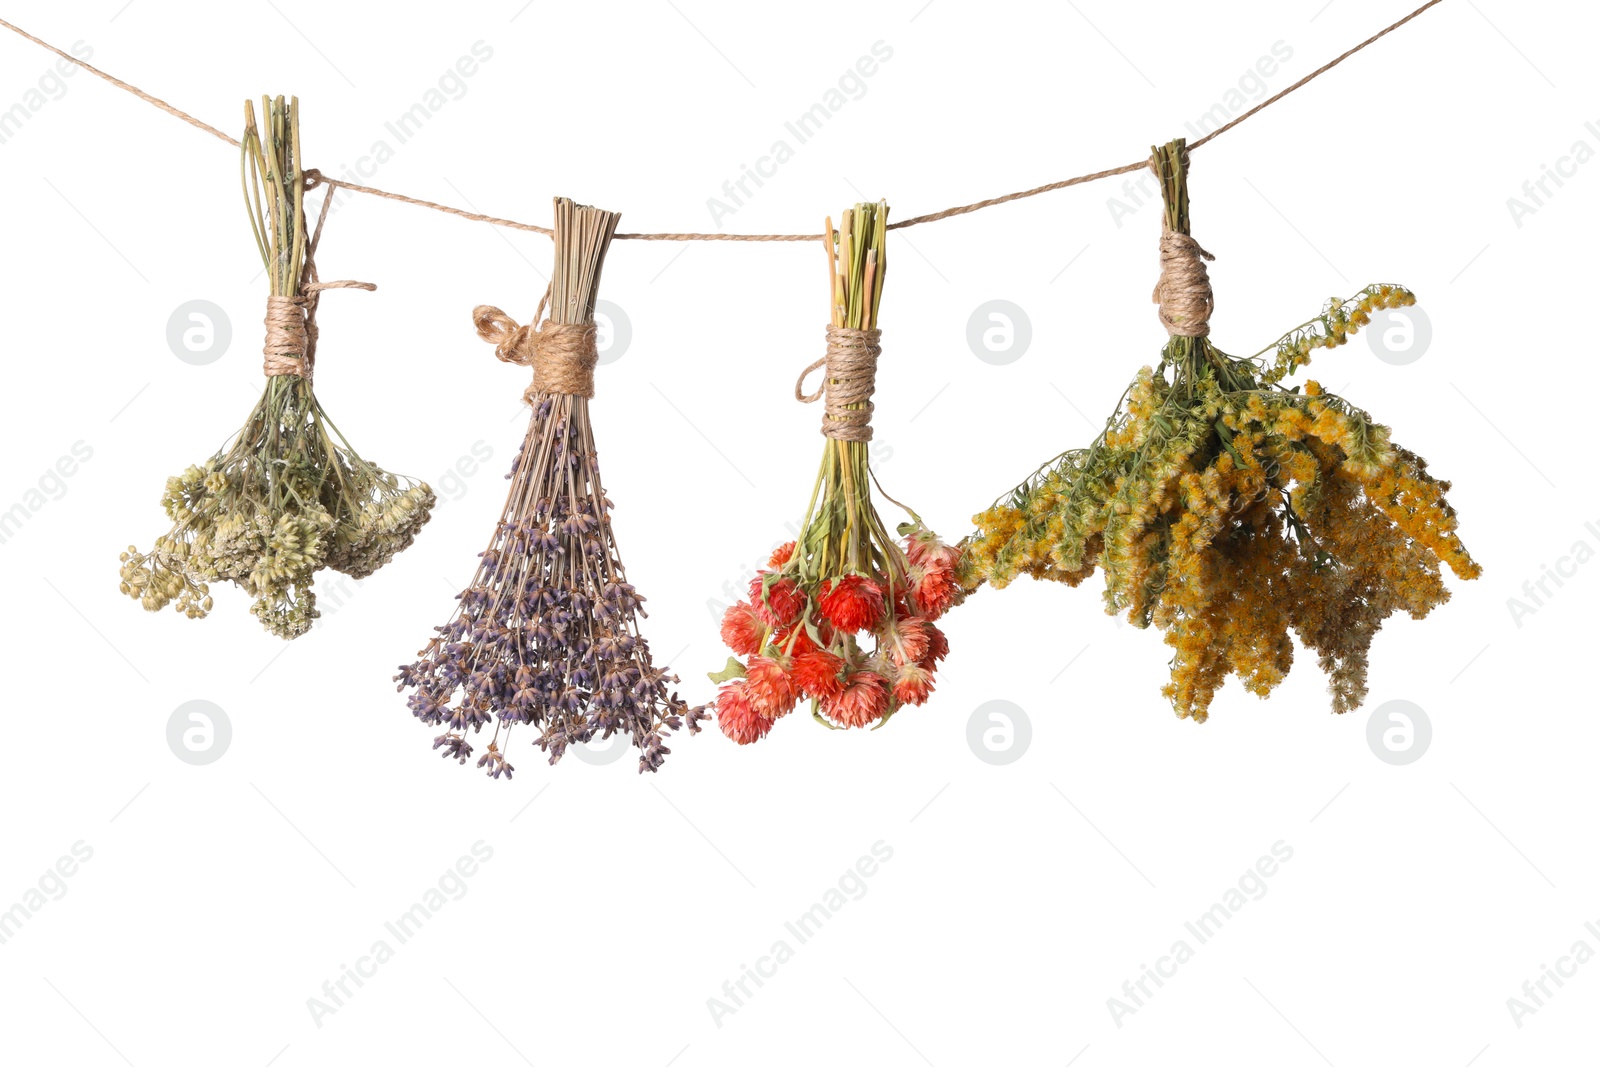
left=961, top=140, right=1479, bottom=721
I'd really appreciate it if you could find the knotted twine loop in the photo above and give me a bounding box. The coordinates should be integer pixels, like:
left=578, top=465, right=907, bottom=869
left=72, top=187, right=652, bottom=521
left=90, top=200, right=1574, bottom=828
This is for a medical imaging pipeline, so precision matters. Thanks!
left=473, top=284, right=599, bottom=402
left=262, top=177, right=375, bottom=379
left=795, top=324, right=883, bottom=441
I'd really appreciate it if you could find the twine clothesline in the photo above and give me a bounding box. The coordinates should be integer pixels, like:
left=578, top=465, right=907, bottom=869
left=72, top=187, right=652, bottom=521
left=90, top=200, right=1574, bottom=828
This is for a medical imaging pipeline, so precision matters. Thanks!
left=0, top=0, right=1444, bottom=243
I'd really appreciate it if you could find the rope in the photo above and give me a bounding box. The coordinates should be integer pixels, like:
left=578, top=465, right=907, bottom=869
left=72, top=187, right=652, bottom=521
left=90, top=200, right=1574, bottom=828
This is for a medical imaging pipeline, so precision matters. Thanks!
left=262, top=294, right=312, bottom=378
left=303, top=169, right=553, bottom=236
left=0, top=0, right=1447, bottom=242
left=0, top=17, right=240, bottom=146
left=474, top=287, right=599, bottom=401
left=796, top=325, right=883, bottom=441
left=261, top=279, right=376, bottom=379
left=1152, top=228, right=1215, bottom=337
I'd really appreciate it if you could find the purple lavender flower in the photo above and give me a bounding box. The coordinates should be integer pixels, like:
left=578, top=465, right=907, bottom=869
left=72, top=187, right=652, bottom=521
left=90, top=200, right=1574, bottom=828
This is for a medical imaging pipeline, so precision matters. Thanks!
left=397, top=399, right=707, bottom=778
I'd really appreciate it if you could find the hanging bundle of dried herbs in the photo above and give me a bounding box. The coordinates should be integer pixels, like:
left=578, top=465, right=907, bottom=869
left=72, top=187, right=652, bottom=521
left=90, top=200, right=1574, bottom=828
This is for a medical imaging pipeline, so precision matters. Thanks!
left=711, top=201, right=964, bottom=745
left=962, top=139, right=1479, bottom=721
left=396, top=198, right=709, bottom=778
left=119, top=96, right=435, bottom=638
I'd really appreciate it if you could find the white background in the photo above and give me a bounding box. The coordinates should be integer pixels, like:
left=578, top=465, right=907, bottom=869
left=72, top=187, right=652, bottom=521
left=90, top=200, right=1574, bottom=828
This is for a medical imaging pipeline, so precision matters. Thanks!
left=0, top=1, right=1592, bottom=1063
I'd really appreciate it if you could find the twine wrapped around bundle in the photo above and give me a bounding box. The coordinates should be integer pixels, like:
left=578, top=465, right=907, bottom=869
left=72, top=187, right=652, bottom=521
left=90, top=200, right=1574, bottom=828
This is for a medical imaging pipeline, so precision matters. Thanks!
left=796, top=324, right=883, bottom=441
left=472, top=292, right=599, bottom=401
left=262, top=278, right=375, bottom=379
left=263, top=294, right=313, bottom=377
left=1152, top=227, right=1215, bottom=338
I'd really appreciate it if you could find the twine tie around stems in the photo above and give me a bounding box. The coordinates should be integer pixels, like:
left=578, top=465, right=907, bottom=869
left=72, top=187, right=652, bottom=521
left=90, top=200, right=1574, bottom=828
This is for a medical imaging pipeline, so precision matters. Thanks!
left=473, top=284, right=600, bottom=402
left=262, top=294, right=312, bottom=377
left=261, top=280, right=375, bottom=379
left=1152, top=225, right=1215, bottom=338
left=260, top=185, right=375, bottom=380
left=795, top=324, right=883, bottom=441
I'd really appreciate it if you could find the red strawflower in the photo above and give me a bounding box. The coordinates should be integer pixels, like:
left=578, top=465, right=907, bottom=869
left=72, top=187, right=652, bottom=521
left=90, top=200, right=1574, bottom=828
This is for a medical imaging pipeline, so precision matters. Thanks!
left=720, top=601, right=766, bottom=656
left=750, top=574, right=805, bottom=627
left=716, top=681, right=773, bottom=745
left=819, top=575, right=886, bottom=633
left=791, top=648, right=845, bottom=699
left=768, top=541, right=796, bottom=568
left=745, top=655, right=797, bottom=719
left=821, top=670, right=891, bottom=728
left=919, top=623, right=949, bottom=670
left=904, top=527, right=960, bottom=571
left=885, top=615, right=933, bottom=666
left=910, top=563, right=960, bottom=620
left=893, top=661, right=935, bottom=706
left=780, top=626, right=824, bottom=660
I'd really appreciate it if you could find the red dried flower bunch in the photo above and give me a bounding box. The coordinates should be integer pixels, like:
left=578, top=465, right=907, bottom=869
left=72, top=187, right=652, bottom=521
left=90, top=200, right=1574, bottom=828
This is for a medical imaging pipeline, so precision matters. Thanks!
left=710, top=201, right=964, bottom=744
left=713, top=526, right=963, bottom=742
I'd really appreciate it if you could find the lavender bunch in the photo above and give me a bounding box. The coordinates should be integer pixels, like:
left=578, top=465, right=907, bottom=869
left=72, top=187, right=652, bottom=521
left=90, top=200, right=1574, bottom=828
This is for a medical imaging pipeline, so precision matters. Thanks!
left=396, top=198, right=709, bottom=776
